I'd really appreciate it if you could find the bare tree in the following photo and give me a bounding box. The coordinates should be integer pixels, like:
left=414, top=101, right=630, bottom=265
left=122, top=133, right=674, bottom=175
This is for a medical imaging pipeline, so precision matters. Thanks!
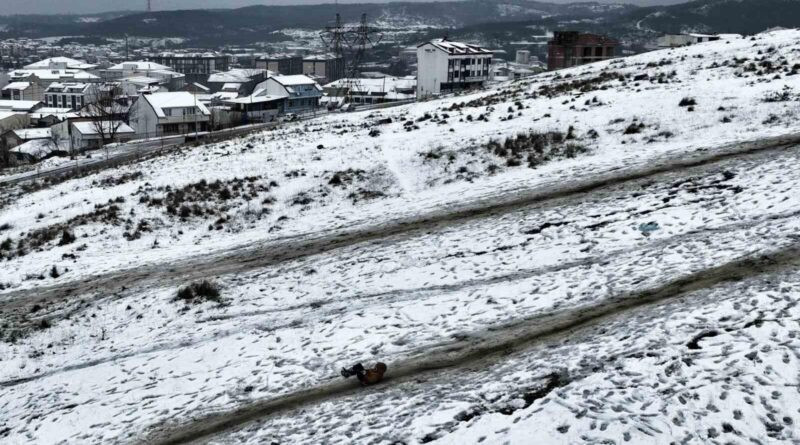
left=31, top=132, right=60, bottom=179
left=45, top=130, right=63, bottom=155
left=83, top=83, right=135, bottom=161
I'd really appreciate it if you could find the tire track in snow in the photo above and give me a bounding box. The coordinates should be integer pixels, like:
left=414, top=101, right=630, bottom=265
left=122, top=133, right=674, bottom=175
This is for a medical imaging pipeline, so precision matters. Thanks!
left=142, top=241, right=800, bottom=445
left=5, top=205, right=795, bottom=390
left=2, top=134, right=800, bottom=319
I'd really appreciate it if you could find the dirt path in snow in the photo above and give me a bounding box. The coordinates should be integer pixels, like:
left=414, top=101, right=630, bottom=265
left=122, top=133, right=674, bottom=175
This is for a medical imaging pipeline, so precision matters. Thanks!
left=141, top=241, right=800, bottom=445
left=1, top=134, right=799, bottom=328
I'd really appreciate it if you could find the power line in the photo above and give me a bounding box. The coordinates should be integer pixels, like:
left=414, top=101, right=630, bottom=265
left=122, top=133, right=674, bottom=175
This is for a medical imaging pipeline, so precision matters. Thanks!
left=320, top=13, right=383, bottom=104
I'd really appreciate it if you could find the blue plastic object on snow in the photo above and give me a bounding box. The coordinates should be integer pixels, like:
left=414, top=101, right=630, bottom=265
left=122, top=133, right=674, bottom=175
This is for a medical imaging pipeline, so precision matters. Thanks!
left=639, top=221, right=660, bottom=235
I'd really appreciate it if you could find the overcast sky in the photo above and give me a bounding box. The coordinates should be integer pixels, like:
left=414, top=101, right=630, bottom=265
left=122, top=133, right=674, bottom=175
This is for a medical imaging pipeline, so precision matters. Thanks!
left=3, top=0, right=688, bottom=15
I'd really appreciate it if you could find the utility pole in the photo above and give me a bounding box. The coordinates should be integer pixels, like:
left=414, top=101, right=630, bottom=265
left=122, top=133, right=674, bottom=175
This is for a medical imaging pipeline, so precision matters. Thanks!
left=320, top=13, right=382, bottom=107
left=147, top=0, right=152, bottom=12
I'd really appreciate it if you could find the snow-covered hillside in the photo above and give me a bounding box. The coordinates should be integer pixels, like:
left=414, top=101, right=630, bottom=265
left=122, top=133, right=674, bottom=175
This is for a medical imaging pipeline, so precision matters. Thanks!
left=1, top=29, right=800, bottom=445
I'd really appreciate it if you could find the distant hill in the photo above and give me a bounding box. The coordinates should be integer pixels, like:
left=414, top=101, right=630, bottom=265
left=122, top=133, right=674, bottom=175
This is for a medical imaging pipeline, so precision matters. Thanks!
left=622, top=0, right=800, bottom=34
left=0, top=0, right=638, bottom=45
left=0, top=0, right=797, bottom=47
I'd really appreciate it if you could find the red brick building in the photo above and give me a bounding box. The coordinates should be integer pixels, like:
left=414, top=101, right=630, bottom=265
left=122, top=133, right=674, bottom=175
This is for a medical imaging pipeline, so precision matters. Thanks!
left=547, top=32, right=619, bottom=71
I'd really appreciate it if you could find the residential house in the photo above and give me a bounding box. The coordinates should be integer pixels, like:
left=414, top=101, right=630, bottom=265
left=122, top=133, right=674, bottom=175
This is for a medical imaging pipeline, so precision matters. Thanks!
left=0, top=111, right=30, bottom=134
left=416, top=39, right=493, bottom=99
left=0, top=99, right=42, bottom=113
left=323, top=76, right=416, bottom=107
left=29, top=107, right=77, bottom=127
left=221, top=89, right=286, bottom=125
left=493, top=61, right=543, bottom=81
left=206, top=68, right=269, bottom=94
left=257, top=75, right=322, bottom=114
left=547, top=31, right=618, bottom=70
left=657, top=33, right=721, bottom=48
left=118, top=77, right=166, bottom=96
left=6, top=68, right=100, bottom=101
left=70, top=121, right=135, bottom=150
left=100, top=61, right=186, bottom=91
left=130, top=91, right=211, bottom=137
left=44, top=82, right=91, bottom=110
left=2, top=127, right=51, bottom=149
left=2, top=80, right=43, bottom=101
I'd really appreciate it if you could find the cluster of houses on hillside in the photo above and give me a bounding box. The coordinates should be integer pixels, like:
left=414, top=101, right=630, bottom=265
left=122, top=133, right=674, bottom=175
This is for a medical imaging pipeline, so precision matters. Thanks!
left=0, top=28, right=726, bottom=168
left=0, top=55, right=333, bottom=165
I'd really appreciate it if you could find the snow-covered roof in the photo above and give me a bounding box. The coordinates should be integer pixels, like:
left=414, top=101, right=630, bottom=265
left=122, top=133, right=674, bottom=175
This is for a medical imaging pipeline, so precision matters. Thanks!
left=29, top=107, right=77, bottom=120
left=208, top=69, right=267, bottom=84
left=107, top=61, right=172, bottom=71
left=221, top=83, right=242, bottom=91
left=324, top=77, right=417, bottom=95
left=0, top=111, right=24, bottom=121
left=271, top=74, right=318, bottom=87
left=155, top=51, right=225, bottom=58
left=72, top=121, right=135, bottom=136
left=186, top=82, right=210, bottom=92
left=142, top=92, right=211, bottom=118
left=419, top=39, right=493, bottom=55
left=24, top=56, right=97, bottom=70
left=45, top=82, right=90, bottom=93
left=223, top=94, right=286, bottom=105
left=211, top=91, right=239, bottom=101
left=9, top=69, right=100, bottom=81
left=259, top=53, right=301, bottom=60
left=12, top=128, right=51, bottom=140
left=0, top=100, right=41, bottom=111
left=2, top=82, right=31, bottom=91
left=303, top=53, right=340, bottom=61
left=122, top=76, right=162, bottom=86
left=32, top=107, right=73, bottom=114
left=11, top=139, right=59, bottom=157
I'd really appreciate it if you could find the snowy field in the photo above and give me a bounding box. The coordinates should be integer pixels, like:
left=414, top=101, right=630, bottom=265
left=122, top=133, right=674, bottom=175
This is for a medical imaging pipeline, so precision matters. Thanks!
left=1, top=29, right=800, bottom=444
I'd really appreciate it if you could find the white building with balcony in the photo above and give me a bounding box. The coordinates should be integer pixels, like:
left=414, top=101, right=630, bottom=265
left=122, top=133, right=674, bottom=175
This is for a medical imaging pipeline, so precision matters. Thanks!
left=131, top=91, right=210, bottom=137
left=6, top=68, right=100, bottom=101
left=416, top=39, right=493, bottom=99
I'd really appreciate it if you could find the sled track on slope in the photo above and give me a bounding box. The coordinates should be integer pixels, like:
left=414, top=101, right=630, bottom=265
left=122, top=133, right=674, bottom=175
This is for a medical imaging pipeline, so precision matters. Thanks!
left=5, top=205, right=795, bottom=390
left=2, top=134, right=800, bottom=313
left=142, top=242, right=800, bottom=445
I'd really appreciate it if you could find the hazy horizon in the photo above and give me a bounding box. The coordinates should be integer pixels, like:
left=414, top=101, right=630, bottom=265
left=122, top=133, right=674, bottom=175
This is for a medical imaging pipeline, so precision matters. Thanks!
left=2, top=0, right=689, bottom=16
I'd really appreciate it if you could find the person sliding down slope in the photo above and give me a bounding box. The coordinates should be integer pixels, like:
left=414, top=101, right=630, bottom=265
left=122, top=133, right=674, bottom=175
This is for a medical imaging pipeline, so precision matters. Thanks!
left=341, top=362, right=388, bottom=385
